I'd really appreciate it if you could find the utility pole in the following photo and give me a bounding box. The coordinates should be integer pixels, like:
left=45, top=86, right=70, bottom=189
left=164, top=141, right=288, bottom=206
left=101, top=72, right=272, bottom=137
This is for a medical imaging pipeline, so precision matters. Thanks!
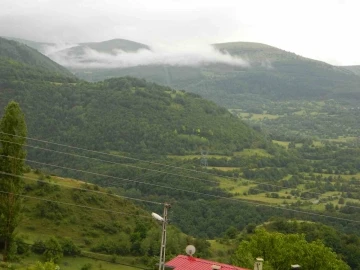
left=158, top=203, right=171, bottom=270
left=200, top=148, right=208, bottom=167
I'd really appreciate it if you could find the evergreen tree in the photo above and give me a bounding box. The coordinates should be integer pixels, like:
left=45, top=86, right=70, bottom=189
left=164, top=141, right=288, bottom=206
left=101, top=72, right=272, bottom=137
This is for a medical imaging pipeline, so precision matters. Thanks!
left=0, top=101, right=27, bottom=261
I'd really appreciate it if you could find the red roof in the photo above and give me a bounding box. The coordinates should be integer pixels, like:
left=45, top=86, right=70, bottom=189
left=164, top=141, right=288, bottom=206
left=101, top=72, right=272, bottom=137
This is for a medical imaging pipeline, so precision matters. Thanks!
left=165, top=255, right=249, bottom=270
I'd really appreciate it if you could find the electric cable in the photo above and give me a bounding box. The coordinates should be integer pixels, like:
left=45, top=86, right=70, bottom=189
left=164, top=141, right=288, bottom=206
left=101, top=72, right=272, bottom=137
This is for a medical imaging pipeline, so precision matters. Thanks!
left=1, top=155, right=360, bottom=224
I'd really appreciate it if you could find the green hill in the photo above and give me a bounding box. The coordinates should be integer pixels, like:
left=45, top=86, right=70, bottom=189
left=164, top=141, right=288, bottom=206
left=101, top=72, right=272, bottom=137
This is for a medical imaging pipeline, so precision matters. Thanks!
left=78, top=39, right=150, bottom=53
left=0, top=38, right=74, bottom=78
left=3, top=38, right=360, bottom=246
left=1, top=37, right=54, bottom=52
left=10, top=37, right=360, bottom=105
left=343, top=65, right=360, bottom=76
left=52, top=39, right=150, bottom=61
left=0, top=39, right=264, bottom=156
left=69, top=41, right=360, bottom=106
left=10, top=170, right=196, bottom=270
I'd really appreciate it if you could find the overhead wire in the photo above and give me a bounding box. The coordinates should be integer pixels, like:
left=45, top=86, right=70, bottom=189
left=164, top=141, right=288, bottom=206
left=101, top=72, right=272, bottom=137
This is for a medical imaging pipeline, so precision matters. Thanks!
left=0, top=138, right=334, bottom=199
left=1, top=132, right=310, bottom=191
left=0, top=171, right=162, bottom=205
left=0, top=139, right=218, bottom=184
left=0, top=131, right=219, bottom=176
left=1, top=154, right=360, bottom=224
left=0, top=189, right=153, bottom=219
left=9, top=132, right=355, bottom=197
left=0, top=136, right=354, bottom=214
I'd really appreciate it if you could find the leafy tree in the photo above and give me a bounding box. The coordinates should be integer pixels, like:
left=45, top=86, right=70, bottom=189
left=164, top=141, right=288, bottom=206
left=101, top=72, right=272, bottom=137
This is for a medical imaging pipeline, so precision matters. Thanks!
left=231, top=229, right=349, bottom=270
left=224, top=226, right=238, bottom=239
left=0, top=101, right=27, bottom=261
left=43, top=237, right=63, bottom=263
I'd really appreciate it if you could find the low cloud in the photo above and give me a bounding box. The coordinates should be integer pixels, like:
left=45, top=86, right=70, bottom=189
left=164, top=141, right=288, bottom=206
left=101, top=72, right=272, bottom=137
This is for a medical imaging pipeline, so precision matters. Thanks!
left=260, top=59, right=274, bottom=69
left=45, top=44, right=249, bottom=68
left=42, top=43, right=78, bottom=56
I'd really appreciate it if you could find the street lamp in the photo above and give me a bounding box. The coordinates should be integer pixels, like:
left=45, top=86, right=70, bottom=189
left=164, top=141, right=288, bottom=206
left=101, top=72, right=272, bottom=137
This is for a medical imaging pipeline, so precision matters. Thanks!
left=152, top=203, right=171, bottom=270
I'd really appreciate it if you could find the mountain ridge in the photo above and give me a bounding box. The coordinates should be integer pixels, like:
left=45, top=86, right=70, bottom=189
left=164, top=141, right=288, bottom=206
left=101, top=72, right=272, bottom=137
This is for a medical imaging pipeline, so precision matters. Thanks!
left=15, top=36, right=356, bottom=105
left=0, top=38, right=265, bottom=157
left=0, top=37, right=75, bottom=79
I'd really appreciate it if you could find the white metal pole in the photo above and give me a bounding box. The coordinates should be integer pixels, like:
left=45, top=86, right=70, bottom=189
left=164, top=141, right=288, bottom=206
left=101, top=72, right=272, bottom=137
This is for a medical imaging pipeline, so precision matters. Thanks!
left=158, top=203, right=170, bottom=270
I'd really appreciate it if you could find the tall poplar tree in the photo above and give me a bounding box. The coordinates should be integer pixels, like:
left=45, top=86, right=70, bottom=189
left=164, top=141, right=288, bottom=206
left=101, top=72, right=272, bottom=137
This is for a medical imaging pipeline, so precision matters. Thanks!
left=0, top=101, right=27, bottom=261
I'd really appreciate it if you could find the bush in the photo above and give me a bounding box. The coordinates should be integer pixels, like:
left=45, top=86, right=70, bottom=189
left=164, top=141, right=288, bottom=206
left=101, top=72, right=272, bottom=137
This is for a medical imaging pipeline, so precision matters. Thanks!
left=28, top=261, right=59, bottom=270
left=81, top=263, right=93, bottom=270
left=14, top=236, right=30, bottom=255
left=60, top=238, right=81, bottom=256
left=32, top=240, right=46, bottom=254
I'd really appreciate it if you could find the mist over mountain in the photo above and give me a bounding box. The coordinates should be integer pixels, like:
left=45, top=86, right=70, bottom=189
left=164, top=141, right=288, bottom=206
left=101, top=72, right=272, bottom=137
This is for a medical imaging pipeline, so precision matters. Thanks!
left=343, top=65, right=360, bottom=76
left=7, top=36, right=360, bottom=108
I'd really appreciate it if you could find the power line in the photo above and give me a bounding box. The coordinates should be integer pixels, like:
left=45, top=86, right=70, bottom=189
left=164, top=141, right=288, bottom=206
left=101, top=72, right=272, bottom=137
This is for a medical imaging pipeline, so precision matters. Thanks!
left=0, top=171, right=162, bottom=206
left=0, top=131, right=218, bottom=177
left=0, top=154, right=202, bottom=196
left=0, top=138, right=353, bottom=212
left=25, top=139, right=359, bottom=200
left=0, top=189, right=153, bottom=219
left=2, top=132, right=304, bottom=191
left=1, top=155, right=360, bottom=224
left=0, top=138, right=332, bottom=199
left=0, top=139, right=218, bottom=185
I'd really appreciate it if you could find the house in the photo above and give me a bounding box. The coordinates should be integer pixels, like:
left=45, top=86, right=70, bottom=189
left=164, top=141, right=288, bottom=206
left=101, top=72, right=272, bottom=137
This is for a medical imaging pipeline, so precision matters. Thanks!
left=165, top=255, right=250, bottom=270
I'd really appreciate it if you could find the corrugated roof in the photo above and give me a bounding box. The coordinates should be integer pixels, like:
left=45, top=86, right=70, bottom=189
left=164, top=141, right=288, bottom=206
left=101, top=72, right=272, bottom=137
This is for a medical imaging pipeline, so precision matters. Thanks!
left=165, top=255, right=249, bottom=270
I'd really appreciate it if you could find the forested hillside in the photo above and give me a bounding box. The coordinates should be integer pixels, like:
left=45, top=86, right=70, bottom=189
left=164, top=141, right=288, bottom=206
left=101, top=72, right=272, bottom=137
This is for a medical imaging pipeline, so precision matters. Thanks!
left=0, top=38, right=74, bottom=78
left=0, top=77, right=263, bottom=156
left=0, top=39, right=272, bottom=238
left=58, top=41, right=360, bottom=105
left=64, top=39, right=150, bottom=54
left=0, top=169, right=211, bottom=269
left=343, top=65, right=360, bottom=76
left=3, top=39, right=360, bottom=259
left=18, top=37, right=359, bottom=143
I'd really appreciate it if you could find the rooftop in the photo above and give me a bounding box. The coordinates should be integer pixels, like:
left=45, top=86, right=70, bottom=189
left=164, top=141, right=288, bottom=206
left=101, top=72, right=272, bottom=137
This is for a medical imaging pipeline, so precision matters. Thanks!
left=165, top=255, right=249, bottom=270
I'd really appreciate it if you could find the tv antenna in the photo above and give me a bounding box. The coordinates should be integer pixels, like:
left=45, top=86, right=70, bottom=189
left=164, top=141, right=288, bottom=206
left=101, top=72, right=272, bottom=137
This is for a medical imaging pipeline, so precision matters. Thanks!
left=185, top=245, right=196, bottom=256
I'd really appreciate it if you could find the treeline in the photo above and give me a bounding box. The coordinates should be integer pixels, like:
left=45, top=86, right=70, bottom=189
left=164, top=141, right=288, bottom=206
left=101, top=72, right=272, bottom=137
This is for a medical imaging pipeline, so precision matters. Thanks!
left=0, top=75, right=264, bottom=157
left=264, top=219, right=360, bottom=269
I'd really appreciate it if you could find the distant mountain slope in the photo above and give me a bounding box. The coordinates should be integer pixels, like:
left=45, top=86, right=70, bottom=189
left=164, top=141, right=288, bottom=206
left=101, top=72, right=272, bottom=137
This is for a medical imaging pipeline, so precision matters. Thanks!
left=0, top=37, right=74, bottom=78
left=79, top=38, right=150, bottom=53
left=342, top=65, right=360, bottom=76
left=0, top=76, right=263, bottom=156
left=2, top=36, right=53, bottom=52
left=0, top=41, right=272, bottom=240
left=0, top=41, right=264, bottom=156
left=52, top=38, right=150, bottom=61
left=67, top=41, right=360, bottom=107
left=213, top=41, right=300, bottom=62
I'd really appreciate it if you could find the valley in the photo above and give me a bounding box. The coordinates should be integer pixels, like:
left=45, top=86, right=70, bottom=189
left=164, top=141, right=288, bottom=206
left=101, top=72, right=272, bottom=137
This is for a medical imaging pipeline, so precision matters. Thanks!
left=1, top=36, right=360, bottom=269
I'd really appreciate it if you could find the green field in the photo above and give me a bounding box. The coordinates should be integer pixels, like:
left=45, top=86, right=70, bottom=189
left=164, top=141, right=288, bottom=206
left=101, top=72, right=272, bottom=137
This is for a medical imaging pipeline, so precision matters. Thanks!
left=237, top=112, right=282, bottom=120
left=234, top=148, right=272, bottom=158
left=19, top=254, right=143, bottom=270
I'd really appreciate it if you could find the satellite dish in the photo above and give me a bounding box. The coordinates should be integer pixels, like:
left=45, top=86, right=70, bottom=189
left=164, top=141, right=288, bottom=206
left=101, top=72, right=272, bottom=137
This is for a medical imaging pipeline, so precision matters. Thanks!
left=151, top=212, right=164, bottom=222
left=185, top=245, right=196, bottom=256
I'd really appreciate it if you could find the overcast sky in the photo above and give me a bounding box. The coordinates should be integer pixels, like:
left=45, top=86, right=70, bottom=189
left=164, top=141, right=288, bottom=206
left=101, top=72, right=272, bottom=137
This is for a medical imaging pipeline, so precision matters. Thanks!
left=1, top=0, right=359, bottom=65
